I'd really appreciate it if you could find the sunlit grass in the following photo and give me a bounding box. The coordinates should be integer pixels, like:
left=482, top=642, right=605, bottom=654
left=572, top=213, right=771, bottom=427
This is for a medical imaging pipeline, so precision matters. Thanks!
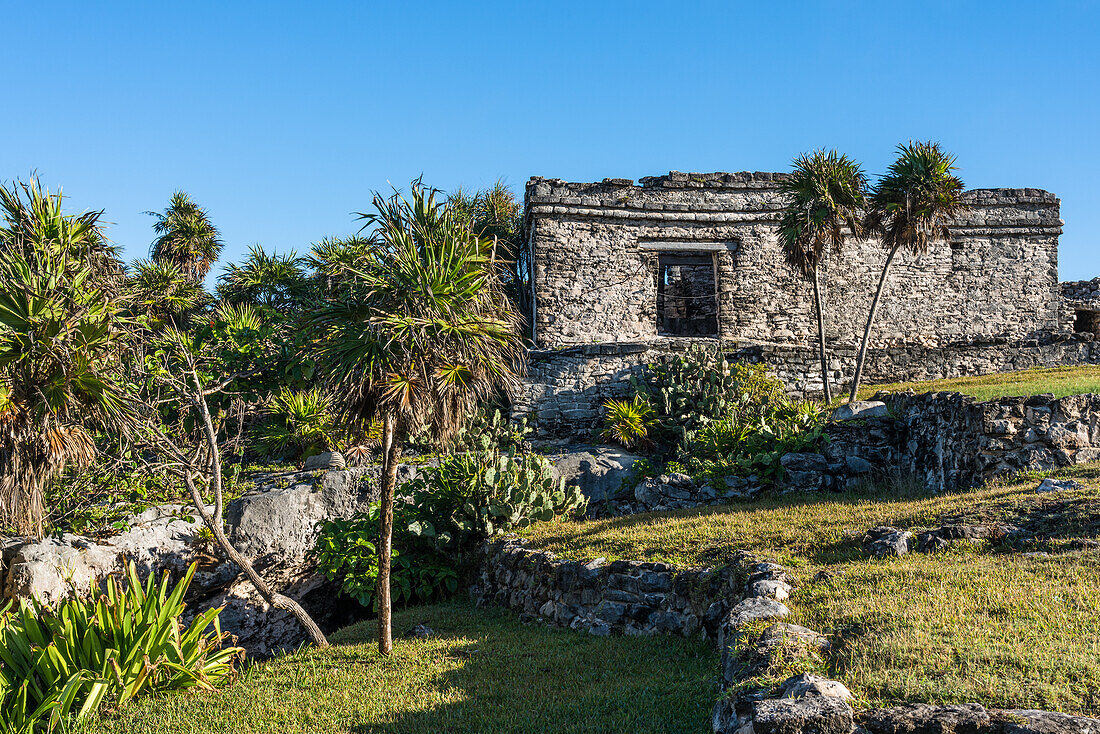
left=856, top=364, right=1100, bottom=402
left=85, top=601, right=717, bottom=734
left=524, top=465, right=1100, bottom=714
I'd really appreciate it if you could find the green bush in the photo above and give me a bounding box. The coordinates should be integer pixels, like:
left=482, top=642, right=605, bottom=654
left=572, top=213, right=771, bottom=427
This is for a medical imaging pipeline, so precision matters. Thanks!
left=0, top=562, right=241, bottom=733
left=644, top=346, right=787, bottom=451
left=408, top=448, right=588, bottom=540
left=313, top=506, right=459, bottom=611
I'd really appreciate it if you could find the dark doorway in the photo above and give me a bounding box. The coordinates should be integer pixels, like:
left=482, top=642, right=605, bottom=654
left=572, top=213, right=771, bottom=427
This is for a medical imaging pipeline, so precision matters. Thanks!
left=656, top=253, right=718, bottom=336
left=1074, top=309, right=1100, bottom=337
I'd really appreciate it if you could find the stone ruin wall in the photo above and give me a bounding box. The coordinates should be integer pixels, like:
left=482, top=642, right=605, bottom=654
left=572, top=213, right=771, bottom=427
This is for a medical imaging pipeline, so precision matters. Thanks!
left=515, top=337, right=1100, bottom=435
left=526, top=172, right=1064, bottom=351
left=1063, top=276, right=1100, bottom=336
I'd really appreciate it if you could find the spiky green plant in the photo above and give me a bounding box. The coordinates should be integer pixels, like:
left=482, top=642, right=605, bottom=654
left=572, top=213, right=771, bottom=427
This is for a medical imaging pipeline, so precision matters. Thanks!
left=253, top=387, right=336, bottom=460
left=601, top=395, right=656, bottom=451
left=126, top=258, right=209, bottom=327
left=310, top=179, right=524, bottom=654
left=146, top=192, right=223, bottom=282
left=848, top=142, right=966, bottom=401
left=777, top=150, right=867, bottom=403
left=0, top=180, right=136, bottom=536
left=0, top=562, right=242, bottom=732
left=216, top=244, right=311, bottom=314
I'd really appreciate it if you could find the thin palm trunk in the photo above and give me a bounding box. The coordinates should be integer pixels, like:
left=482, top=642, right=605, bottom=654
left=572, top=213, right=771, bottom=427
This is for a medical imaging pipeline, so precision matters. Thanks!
left=811, top=269, right=832, bottom=404
left=849, top=243, right=902, bottom=402
left=377, top=413, right=400, bottom=655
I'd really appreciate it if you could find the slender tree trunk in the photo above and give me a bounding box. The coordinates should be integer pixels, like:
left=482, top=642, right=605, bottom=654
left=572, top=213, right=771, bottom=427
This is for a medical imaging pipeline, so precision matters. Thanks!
left=849, top=244, right=902, bottom=402
left=377, top=413, right=401, bottom=655
left=188, top=374, right=329, bottom=648
left=812, top=269, right=832, bottom=404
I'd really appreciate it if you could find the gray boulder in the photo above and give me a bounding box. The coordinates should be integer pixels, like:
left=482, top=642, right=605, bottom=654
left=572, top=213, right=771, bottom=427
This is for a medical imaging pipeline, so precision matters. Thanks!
left=831, top=401, right=889, bottom=421
left=549, top=446, right=643, bottom=502
left=994, top=710, right=1100, bottom=734
left=860, top=703, right=991, bottom=734
left=863, top=527, right=912, bottom=558
left=727, top=596, right=790, bottom=628
left=753, top=696, right=854, bottom=734
left=303, top=451, right=346, bottom=471
left=780, top=672, right=853, bottom=701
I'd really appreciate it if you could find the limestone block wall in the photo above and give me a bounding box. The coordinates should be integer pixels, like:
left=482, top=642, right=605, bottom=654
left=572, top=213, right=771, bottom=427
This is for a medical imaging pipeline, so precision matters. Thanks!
left=472, top=537, right=741, bottom=638
left=514, top=337, right=1100, bottom=436
left=525, top=172, right=1063, bottom=351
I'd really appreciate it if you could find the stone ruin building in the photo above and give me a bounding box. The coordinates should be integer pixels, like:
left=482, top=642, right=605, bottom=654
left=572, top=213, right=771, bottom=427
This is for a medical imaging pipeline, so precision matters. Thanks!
left=514, top=171, right=1100, bottom=433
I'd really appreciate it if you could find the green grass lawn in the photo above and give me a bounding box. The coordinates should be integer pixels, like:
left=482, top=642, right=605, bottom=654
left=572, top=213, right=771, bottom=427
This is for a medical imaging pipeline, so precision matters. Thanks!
left=857, top=364, right=1100, bottom=402
left=523, top=465, right=1100, bottom=715
left=85, top=601, right=717, bottom=734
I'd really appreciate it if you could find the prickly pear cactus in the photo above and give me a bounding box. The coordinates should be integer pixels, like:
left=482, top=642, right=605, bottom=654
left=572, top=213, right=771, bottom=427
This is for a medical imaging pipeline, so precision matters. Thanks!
left=475, top=448, right=587, bottom=535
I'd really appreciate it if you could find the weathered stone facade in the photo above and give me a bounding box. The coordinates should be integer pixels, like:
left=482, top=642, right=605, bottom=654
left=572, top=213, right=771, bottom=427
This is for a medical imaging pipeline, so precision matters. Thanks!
left=518, top=171, right=1100, bottom=430
left=1064, top=277, right=1100, bottom=337
left=526, top=172, right=1063, bottom=350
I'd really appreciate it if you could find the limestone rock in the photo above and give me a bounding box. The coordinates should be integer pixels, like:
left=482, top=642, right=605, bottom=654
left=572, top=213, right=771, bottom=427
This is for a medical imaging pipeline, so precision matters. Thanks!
left=831, top=401, right=889, bottom=421
left=994, top=710, right=1100, bottom=734
left=303, top=451, right=345, bottom=471
left=727, top=596, right=790, bottom=628
left=753, top=695, right=854, bottom=734
left=780, top=672, right=853, bottom=701
left=549, top=445, right=643, bottom=502
left=863, top=527, right=912, bottom=558
left=1036, top=478, right=1081, bottom=493
left=860, top=703, right=991, bottom=734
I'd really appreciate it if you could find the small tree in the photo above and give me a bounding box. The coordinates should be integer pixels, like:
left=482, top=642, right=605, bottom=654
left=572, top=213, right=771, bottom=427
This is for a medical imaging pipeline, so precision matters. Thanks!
left=777, top=150, right=867, bottom=403
left=147, top=192, right=223, bottom=282
left=138, top=304, right=329, bottom=647
left=848, top=142, right=965, bottom=401
left=311, top=181, right=523, bottom=654
left=0, top=180, right=135, bottom=536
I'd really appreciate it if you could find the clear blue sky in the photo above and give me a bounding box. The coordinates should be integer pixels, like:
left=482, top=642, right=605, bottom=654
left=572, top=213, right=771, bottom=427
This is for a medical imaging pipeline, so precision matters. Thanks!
left=3, top=1, right=1097, bottom=281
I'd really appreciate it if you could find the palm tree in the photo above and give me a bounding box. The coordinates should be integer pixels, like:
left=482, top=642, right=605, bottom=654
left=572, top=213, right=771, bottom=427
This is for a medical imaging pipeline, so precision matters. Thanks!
left=147, top=192, right=223, bottom=282
left=311, top=181, right=524, bottom=654
left=0, top=180, right=135, bottom=535
left=777, top=150, right=867, bottom=403
left=848, top=142, right=966, bottom=401
left=127, top=258, right=210, bottom=327
left=217, top=244, right=311, bottom=315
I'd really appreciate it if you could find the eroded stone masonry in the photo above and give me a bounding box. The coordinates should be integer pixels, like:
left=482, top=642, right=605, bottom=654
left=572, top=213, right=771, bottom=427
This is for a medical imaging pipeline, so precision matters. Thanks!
left=516, top=172, right=1100, bottom=433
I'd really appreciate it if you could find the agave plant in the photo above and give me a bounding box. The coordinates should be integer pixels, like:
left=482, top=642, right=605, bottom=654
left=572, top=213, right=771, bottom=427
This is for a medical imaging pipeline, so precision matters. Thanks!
left=0, top=180, right=136, bottom=536
left=0, top=562, right=242, bottom=732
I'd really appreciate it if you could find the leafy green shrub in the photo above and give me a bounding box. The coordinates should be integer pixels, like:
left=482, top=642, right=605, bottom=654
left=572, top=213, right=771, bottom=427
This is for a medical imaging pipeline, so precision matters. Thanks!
left=0, top=562, right=241, bottom=733
left=408, top=448, right=588, bottom=539
left=601, top=395, right=656, bottom=451
left=252, top=387, right=335, bottom=461
left=644, top=346, right=787, bottom=451
left=313, top=505, right=459, bottom=610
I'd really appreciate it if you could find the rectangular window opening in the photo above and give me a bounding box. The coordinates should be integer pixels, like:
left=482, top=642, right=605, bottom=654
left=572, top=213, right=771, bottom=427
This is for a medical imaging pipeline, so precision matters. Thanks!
left=656, top=253, right=718, bottom=337
left=1074, top=309, right=1100, bottom=337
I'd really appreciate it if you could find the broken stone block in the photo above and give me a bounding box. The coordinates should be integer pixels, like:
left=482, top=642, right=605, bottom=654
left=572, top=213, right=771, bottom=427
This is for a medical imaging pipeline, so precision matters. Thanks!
left=753, top=695, right=855, bottom=734
left=863, top=527, right=913, bottom=558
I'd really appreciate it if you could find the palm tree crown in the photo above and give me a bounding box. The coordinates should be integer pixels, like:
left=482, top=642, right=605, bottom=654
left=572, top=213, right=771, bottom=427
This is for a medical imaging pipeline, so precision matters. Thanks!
left=866, top=141, right=965, bottom=256
left=147, top=191, right=223, bottom=282
left=777, top=150, right=867, bottom=275
left=0, top=180, right=135, bottom=535
left=313, top=183, right=524, bottom=442
left=217, top=244, right=311, bottom=314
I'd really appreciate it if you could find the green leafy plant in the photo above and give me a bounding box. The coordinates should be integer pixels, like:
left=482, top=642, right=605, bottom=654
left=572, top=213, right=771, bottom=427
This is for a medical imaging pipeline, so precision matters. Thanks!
left=313, top=506, right=458, bottom=610
left=601, top=395, right=656, bottom=451
left=0, top=562, right=241, bottom=732
left=253, top=387, right=336, bottom=461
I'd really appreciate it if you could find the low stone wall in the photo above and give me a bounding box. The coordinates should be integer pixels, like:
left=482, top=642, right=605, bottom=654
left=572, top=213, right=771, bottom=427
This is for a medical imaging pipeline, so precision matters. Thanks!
left=471, top=537, right=743, bottom=638
left=515, top=336, right=1100, bottom=436
left=824, top=392, right=1100, bottom=493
